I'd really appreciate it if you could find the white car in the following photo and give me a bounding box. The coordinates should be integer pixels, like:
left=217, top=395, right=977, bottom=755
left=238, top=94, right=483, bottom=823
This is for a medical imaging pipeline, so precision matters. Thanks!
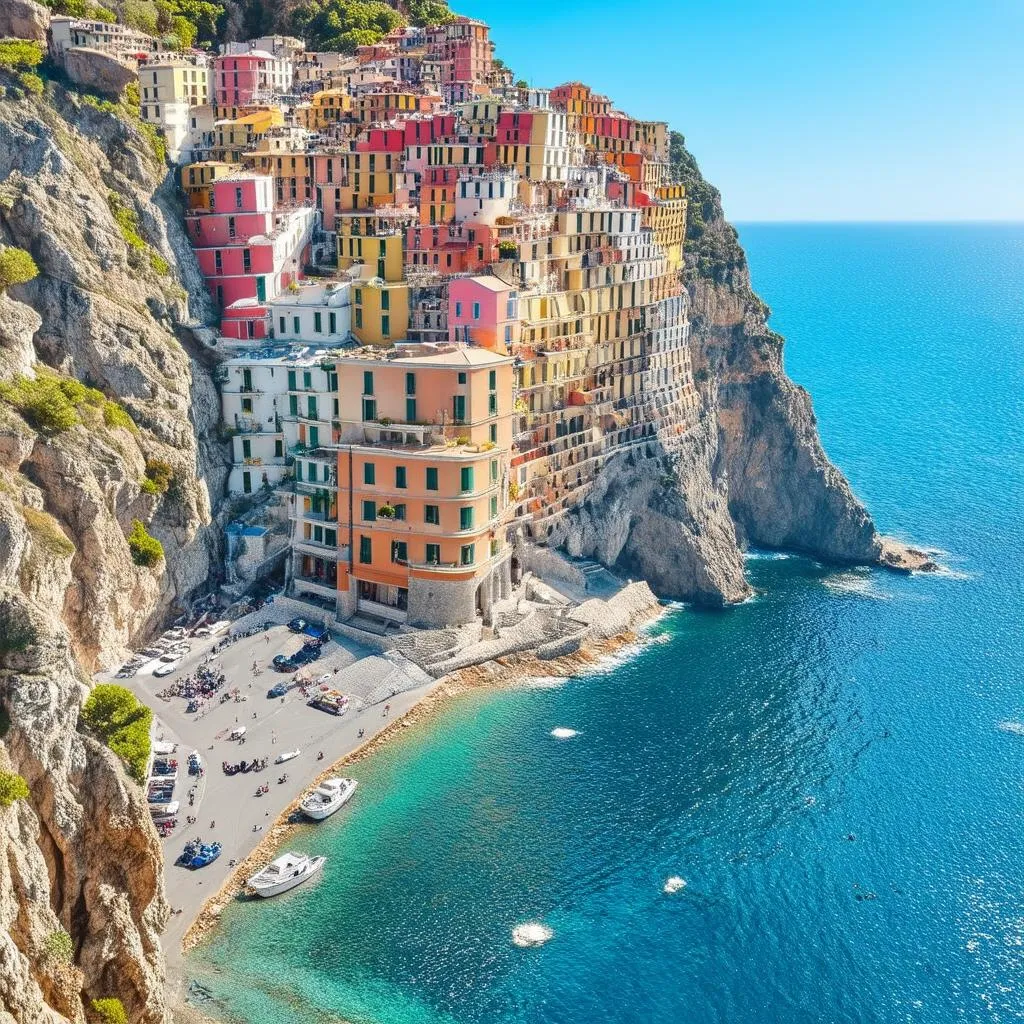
left=153, top=660, right=180, bottom=677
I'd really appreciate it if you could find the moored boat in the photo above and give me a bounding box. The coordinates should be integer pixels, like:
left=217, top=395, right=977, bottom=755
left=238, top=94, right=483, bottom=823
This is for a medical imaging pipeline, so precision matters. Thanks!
left=299, top=777, right=358, bottom=821
left=247, top=851, right=325, bottom=898
left=275, top=749, right=300, bottom=764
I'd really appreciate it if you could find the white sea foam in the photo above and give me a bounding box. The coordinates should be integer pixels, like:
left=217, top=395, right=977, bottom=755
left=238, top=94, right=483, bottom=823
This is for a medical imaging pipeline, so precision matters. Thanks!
left=550, top=727, right=578, bottom=740
left=743, top=550, right=791, bottom=562
left=997, top=721, right=1024, bottom=736
left=512, top=922, right=553, bottom=948
left=663, top=876, right=687, bottom=894
left=821, top=573, right=892, bottom=600
left=523, top=675, right=569, bottom=690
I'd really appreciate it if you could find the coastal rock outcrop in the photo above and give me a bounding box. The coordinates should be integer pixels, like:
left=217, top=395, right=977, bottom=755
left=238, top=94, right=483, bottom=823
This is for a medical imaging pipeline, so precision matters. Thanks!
left=0, top=0, right=48, bottom=42
left=0, top=73, right=224, bottom=1024
left=62, top=48, right=137, bottom=98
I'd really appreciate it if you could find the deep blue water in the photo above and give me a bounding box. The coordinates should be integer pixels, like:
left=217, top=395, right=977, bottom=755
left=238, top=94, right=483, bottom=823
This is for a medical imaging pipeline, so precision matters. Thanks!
left=191, top=225, right=1024, bottom=1024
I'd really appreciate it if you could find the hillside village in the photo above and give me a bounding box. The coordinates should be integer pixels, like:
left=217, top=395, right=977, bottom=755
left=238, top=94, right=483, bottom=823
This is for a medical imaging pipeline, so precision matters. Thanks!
left=32, top=9, right=695, bottom=636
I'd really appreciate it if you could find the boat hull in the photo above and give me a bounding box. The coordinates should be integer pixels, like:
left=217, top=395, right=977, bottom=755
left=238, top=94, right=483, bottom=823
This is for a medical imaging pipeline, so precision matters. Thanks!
left=299, top=781, right=357, bottom=821
left=249, top=855, right=325, bottom=897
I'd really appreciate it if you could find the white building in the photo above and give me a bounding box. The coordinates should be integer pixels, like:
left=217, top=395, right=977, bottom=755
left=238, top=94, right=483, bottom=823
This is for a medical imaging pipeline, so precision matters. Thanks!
left=269, top=281, right=352, bottom=345
left=455, top=168, right=520, bottom=225
left=138, top=58, right=213, bottom=163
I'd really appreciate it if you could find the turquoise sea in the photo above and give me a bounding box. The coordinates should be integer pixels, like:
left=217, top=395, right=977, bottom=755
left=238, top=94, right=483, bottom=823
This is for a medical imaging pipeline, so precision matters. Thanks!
left=190, top=225, right=1024, bottom=1024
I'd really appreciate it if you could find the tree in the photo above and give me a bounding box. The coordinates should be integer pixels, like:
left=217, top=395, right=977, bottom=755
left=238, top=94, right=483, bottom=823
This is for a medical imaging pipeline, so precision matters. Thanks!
left=0, top=247, right=38, bottom=291
left=290, top=0, right=404, bottom=53
left=0, top=771, right=29, bottom=807
left=127, top=519, right=164, bottom=567
left=0, top=39, right=43, bottom=70
left=80, top=684, right=152, bottom=783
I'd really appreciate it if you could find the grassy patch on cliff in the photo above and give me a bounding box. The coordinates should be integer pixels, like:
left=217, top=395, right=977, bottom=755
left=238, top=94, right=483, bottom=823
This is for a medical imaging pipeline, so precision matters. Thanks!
left=89, top=997, right=128, bottom=1024
left=0, top=370, right=136, bottom=437
left=127, top=518, right=163, bottom=566
left=0, top=770, right=29, bottom=807
left=0, top=246, right=38, bottom=291
left=107, top=192, right=170, bottom=274
left=80, top=685, right=151, bottom=783
left=22, top=506, right=74, bottom=558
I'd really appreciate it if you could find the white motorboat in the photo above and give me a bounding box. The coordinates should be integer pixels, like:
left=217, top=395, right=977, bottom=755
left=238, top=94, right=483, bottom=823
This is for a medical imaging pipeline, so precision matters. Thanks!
left=247, top=851, right=325, bottom=898
left=299, top=777, right=358, bottom=821
left=275, top=749, right=299, bottom=764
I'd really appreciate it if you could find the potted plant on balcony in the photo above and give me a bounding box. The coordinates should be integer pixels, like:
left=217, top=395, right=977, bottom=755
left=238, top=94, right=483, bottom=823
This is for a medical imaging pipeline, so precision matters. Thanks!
left=497, top=240, right=519, bottom=261
left=377, top=503, right=397, bottom=519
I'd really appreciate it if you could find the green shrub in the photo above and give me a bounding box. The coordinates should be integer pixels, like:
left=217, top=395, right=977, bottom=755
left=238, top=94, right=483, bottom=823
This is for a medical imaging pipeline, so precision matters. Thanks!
left=80, top=684, right=151, bottom=783
left=89, top=998, right=128, bottom=1024
left=0, top=770, right=29, bottom=807
left=107, top=193, right=145, bottom=252
left=144, top=458, right=173, bottom=492
left=0, top=246, right=38, bottom=291
left=18, top=71, right=43, bottom=95
left=138, top=121, right=166, bottom=164
left=140, top=477, right=158, bottom=495
left=0, top=39, right=43, bottom=70
left=0, top=375, right=78, bottom=434
left=43, top=928, right=74, bottom=962
left=149, top=250, right=169, bottom=275
left=127, top=518, right=163, bottom=567
left=102, top=400, right=136, bottom=432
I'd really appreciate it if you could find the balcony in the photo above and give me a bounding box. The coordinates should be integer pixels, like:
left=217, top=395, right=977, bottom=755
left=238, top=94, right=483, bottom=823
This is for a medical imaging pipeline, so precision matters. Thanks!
left=293, top=538, right=348, bottom=560
left=288, top=505, right=332, bottom=523
left=294, top=478, right=338, bottom=495
left=292, top=576, right=339, bottom=601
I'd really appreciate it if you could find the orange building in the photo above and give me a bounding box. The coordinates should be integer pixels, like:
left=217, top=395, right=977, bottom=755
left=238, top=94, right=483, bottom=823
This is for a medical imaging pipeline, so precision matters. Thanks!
left=332, top=346, right=515, bottom=626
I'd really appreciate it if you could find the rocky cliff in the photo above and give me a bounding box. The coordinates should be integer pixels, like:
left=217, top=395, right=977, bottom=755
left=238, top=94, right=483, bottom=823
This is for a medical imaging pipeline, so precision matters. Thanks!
left=549, top=135, right=930, bottom=602
left=0, top=62, right=225, bottom=1024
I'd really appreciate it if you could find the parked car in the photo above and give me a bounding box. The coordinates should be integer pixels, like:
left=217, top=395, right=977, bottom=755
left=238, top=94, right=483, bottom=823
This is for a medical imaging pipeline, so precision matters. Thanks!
left=153, top=660, right=180, bottom=677
left=287, top=618, right=308, bottom=634
left=272, top=654, right=294, bottom=671
left=267, top=682, right=289, bottom=699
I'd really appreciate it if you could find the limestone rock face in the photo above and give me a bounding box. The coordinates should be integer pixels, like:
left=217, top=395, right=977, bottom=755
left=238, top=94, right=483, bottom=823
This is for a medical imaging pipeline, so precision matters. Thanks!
left=0, top=80, right=225, bottom=1023
left=62, top=48, right=137, bottom=98
left=0, top=0, right=49, bottom=43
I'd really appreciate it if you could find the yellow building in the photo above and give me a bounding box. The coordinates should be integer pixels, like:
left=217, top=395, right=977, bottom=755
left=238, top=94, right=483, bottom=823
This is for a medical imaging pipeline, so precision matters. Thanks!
left=210, top=108, right=284, bottom=163
left=295, top=88, right=354, bottom=131
left=338, top=232, right=405, bottom=280
left=352, top=279, right=410, bottom=348
left=180, top=160, right=236, bottom=210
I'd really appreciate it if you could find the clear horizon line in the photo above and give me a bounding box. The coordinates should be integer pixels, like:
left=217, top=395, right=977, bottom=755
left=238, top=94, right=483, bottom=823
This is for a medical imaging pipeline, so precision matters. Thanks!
left=731, top=218, right=1024, bottom=225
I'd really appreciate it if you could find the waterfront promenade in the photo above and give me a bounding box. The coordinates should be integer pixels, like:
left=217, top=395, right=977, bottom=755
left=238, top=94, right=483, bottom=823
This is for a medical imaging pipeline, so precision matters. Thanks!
left=111, top=623, right=437, bottom=971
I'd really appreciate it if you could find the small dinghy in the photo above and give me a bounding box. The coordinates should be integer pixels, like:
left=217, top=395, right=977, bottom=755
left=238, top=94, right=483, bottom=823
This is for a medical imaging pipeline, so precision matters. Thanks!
left=275, top=749, right=300, bottom=764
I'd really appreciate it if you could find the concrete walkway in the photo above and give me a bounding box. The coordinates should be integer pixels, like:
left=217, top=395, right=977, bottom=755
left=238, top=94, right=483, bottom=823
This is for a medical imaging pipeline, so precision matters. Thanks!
left=113, top=623, right=437, bottom=972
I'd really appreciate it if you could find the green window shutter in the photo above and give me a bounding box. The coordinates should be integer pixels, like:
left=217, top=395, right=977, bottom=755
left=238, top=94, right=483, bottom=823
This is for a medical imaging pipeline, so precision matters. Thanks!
left=460, top=466, right=474, bottom=492
left=362, top=398, right=376, bottom=421
left=426, top=467, right=438, bottom=491
left=425, top=504, right=439, bottom=525
left=303, top=371, right=312, bottom=389
left=362, top=500, right=376, bottom=521
left=394, top=504, right=406, bottom=521
left=359, top=536, right=372, bottom=563
left=314, top=312, right=322, bottom=332
left=453, top=395, right=466, bottom=421
left=308, top=426, right=319, bottom=448
left=490, top=459, right=498, bottom=482
left=295, top=461, right=303, bottom=481
left=489, top=369, right=496, bottom=389
left=460, top=544, right=475, bottom=566
left=490, top=495, right=498, bottom=519
left=289, top=395, right=298, bottom=416
left=364, top=462, right=375, bottom=485
left=396, top=466, right=407, bottom=488
left=405, top=372, right=416, bottom=395
left=363, top=370, right=373, bottom=395
left=287, top=369, right=297, bottom=390
left=488, top=393, right=497, bottom=415
left=460, top=507, right=473, bottom=530
left=307, top=396, right=317, bottom=419
left=406, top=397, right=416, bottom=422
left=426, top=543, right=440, bottom=564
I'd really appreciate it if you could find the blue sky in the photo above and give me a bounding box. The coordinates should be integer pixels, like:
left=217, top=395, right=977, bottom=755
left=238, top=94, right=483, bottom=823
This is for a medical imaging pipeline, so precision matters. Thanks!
left=457, top=0, right=1023, bottom=221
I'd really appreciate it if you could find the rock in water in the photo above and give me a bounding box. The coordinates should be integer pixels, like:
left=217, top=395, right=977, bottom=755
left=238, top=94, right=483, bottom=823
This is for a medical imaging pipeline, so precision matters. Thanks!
left=664, top=876, right=688, bottom=894
left=512, top=922, right=554, bottom=948
left=551, top=727, right=579, bottom=739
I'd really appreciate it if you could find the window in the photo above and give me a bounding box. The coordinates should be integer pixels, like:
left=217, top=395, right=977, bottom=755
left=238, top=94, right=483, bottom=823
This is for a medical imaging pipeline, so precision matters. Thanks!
left=455, top=301, right=462, bottom=318
left=363, top=462, right=375, bottom=485
left=391, top=541, right=407, bottom=563
left=489, top=423, right=497, bottom=444
left=395, top=466, right=407, bottom=489
left=306, top=396, right=317, bottom=419
left=490, top=459, right=498, bottom=482
left=288, top=394, right=298, bottom=416
left=394, top=504, right=406, bottom=521
left=426, top=543, right=441, bottom=564
left=381, top=289, right=390, bottom=311
left=460, top=466, right=474, bottom=492
left=488, top=393, right=497, bottom=415
left=426, top=467, right=438, bottom=491
left=472, top=302, right=480, bottom=320
left=381, top=315, right=390, bottom=337
left=406, top=397, right=416, bottom=422
left=241, top=398, right=253, bottom=414
left=405, top=372, right=416, bottom=395
left=459, top=507, right=474, bottom=530
left=362, top=500, right=376, bottom=521
left=242, top=249, right=251, bottom=273
left=241, top=439, right=251, bottom=458
left=235, top=186, right=243, bottom=209
left=425, top=504, right=439, bottom=525
left=329, top=312, right=336, bottom=333
left=453, top=395, right=466, bottom=421
left=303, top=371, right=312, bottom=389
left=359, top=536, right=372, bottom=564
left=489, top=370, right=496, bottom=390
left=460, top=543, right=475, bottom=566
left=280, top=317, right=287, bottom=336
left=362, top=397, right=376, bottom=421
left=354, top=308, right=363, bottom=329
left=490, top=495, right=498, bottom=519
left=458, top=372, right=467, bottom=384
left=314, top=312, right=322, bottom=333
left=363, top=371, right=374, bottom=395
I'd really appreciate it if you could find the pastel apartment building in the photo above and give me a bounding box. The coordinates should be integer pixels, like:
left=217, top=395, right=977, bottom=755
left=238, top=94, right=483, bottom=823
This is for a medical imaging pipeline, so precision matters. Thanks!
left=49, top=16, right=159, bottom=57
left=138, top=57, right=213, bottom=163
left=184, top=172, right=315, bottom=307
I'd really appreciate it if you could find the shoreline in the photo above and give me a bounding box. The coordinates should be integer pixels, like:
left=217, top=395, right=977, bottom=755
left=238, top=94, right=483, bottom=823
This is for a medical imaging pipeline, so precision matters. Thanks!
left=171, top=604, right=663, bottom=1017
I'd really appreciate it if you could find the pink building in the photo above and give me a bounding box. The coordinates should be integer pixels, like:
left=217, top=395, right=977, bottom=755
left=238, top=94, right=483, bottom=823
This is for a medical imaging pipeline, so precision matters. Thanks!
left=220, top=298, right=270, bottom=341
left=185, top=173, right=315, bottom=308
left=213, top=51, right=292, bottom=106
left=448, top=276, right=519, bottom=354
